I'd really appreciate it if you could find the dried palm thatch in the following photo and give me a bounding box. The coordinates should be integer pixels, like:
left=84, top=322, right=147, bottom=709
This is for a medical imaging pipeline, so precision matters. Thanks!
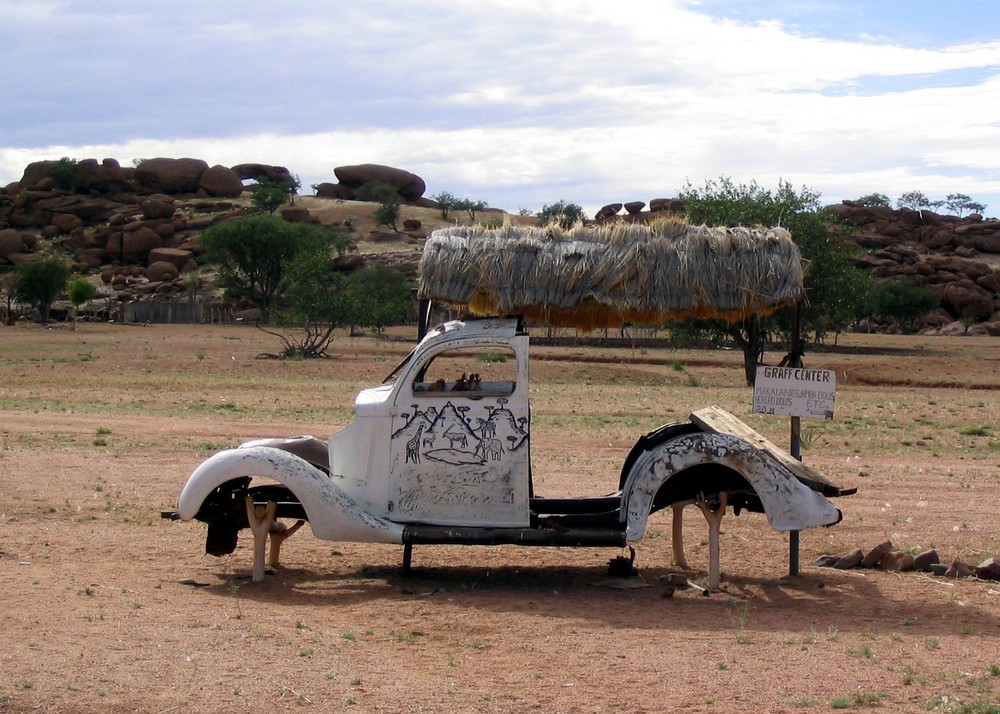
left=418, top=218, right=804, bottom=331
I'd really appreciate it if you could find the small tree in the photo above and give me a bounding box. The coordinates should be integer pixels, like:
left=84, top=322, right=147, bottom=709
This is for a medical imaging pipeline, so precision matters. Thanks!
left=249, top=179, right=296, bottom=214
left=15, top=257, right=71, bottom=324
left=67, top=276, right=98, bottom=330
left=46, top=157, right=80, bottom=192
left=374, top=199, right=401, bottom=232
left=538, top=200, right=587, bottom=228
left=1, top=272, right=21, bottom=325
left=853, top=193, right=891, bottom=208
left=454, top=198, right=488, bottom=222
left=896, top=190, right=941, bottom=212
left=872, top=279, right=940, bottom=332
left=349, top=264, right=412, bottom=334
left=430, top=191, right=457, bottom=219
left=199, top=215, right=353, bottom=323
left=680, top=177, right=866, bottom=384
left=943, top=193, right=987, bottom=218
left=264, top=248, right=355, bottom=358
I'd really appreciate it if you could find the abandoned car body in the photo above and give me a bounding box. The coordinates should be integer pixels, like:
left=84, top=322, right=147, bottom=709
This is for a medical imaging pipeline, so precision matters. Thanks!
left=171, top=317, right=845, bottom=585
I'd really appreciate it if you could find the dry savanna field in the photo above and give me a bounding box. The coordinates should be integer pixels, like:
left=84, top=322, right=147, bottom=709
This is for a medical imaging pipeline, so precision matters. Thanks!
left=1, top=322, right=998, bottom=713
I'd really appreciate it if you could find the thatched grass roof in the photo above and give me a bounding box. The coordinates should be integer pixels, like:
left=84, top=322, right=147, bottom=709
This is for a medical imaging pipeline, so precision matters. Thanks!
left=417, top=218, right=803, bottom=330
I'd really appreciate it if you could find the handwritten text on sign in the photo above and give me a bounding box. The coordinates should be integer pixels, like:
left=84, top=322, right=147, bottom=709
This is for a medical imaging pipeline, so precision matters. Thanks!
left=753, top=366, right=837, bottom=419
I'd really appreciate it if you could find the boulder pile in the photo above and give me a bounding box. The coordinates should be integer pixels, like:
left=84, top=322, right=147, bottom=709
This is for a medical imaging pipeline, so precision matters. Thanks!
left=829, top=202, right=1000, bottom=332
left=813, top=539, right=1000, bottom=580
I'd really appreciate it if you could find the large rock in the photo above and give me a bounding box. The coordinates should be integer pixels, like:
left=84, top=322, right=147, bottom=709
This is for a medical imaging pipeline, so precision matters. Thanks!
left=649, top=198, right=685, bottom=212
left=0, top=229, right=32, bottom=262
left=122, top=226, right=163, bottom=262
left=976, top=557, right=1000, bottom=580
left=50, top=213, right=83, bottom=233
left=935, top=281, right=996, bottom=321
left=145, top=261, right=179, bottom=282
left=971, top=232, right=1000, bottom=253
left=944, top=559, right=975, bottom=579
left=861, top=540, right=893, bottom=568
left=878, top=551, right=914, bottom=572
left=333, top=164, right=426, bottom=201
left=833, top=548, right=864, bottom=569
left=141, top=196, right=176, bottom=220
left=75, top=158, right=134, bottom=193
left=134, top=158, right=208, bottom=194
left=33, top=194, right=112, bottom=221
left=198, top=165, right=243, bottom=198
left=230, top=163, right=293, bottom=184
left=313, top=182, right=352, bottom=199
left=595, top=203, right=623, bottom=220
left=19, top=161, right=55, bottom=190
left=913, top=549, right=940, bottom=572
left=279, top=206, right=315, bottom=223
left=147, top=247, right=194, bottom=271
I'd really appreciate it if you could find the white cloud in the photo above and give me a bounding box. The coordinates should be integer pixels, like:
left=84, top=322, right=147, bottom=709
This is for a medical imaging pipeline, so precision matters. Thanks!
left=2, top=0, right=999, bottom=216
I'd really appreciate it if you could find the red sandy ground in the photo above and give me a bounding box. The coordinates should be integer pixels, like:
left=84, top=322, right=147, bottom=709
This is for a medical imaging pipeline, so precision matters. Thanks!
left=1, top=324, right=998, bottom=713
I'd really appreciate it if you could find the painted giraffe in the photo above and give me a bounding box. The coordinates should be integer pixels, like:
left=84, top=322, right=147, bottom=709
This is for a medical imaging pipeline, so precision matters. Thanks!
left=406, top=424, right=424, bottom=464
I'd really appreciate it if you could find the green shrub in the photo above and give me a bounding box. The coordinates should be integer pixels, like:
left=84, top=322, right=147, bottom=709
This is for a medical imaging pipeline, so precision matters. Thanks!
left=355, top=181, right=399, bottom=203
left=45, top=157, right=79, bottom=191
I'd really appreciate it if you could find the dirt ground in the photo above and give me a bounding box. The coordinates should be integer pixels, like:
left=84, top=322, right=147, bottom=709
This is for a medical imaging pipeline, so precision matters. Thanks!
left=1, top=323, right=998, bottom=713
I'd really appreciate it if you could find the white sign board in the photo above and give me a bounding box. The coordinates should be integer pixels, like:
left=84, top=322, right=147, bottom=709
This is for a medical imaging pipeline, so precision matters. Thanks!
left=753, top=366, right=837, bottom=419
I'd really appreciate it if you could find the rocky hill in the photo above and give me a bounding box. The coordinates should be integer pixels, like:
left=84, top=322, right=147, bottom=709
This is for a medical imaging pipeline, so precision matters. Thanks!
left=828, top=202, right=1000, bottom=333
left=2, top=157, right=999, bottom=333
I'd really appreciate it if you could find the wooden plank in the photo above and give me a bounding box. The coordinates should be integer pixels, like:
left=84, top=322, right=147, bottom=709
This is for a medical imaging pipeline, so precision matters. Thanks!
left=690, top=405, right=842, bottom=495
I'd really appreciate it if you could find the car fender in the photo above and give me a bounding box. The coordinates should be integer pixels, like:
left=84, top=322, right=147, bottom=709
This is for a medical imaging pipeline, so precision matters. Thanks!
left=178, top=446, right=404, bottom=544
left=621, top=431, right=841, bottom=541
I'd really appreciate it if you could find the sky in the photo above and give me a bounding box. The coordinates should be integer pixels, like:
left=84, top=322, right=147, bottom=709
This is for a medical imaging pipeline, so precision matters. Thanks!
left=2, top=0, right=999, bottom=218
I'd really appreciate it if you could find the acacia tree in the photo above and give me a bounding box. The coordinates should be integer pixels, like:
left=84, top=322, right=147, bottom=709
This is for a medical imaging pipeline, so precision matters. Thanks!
left=1, top=272, right=22, bottom=325
left=15, top=257, right=71, bottom=324
left=375, top=199, right=401, bottom=232
left=538, top=200, right=587, bottom=227
left=349, top=264, right=412, bottom=335
left=454, top=198, right=488, bottom=221
left=248, top=176, right=301, bottom=214
left=872, top=279, right=940, bottom=332
left=896, top=190, right=939, bottom=212
left=430, top=191, right=457, bottom=219
left=265, top=248, right=356, bottom=358
left=853, top=193, right=891, bottom=208
left=679, top=177, right=869, bottom=385
left=265, top=254, right=412, bottom=357
left=943, top=193, right=986, bottom=217
left=199, top=215, right=353, bottom=323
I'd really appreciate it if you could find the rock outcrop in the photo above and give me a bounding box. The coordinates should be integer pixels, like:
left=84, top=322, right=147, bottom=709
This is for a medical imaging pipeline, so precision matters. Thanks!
left=831, top=202, right=1000, bottom=325
left=331, top=164, right=427, bottom=202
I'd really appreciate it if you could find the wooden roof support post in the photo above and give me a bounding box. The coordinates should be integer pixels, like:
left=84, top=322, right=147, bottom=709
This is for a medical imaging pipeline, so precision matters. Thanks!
left=788, top=299, right=804, bottom=577
left=671, top=502, right=688, bottom=569
left=417, top=298, right=431, bottom=341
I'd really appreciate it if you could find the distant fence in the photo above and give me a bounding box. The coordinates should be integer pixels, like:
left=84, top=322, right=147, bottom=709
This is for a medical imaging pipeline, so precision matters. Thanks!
left=123, top=300, right=204, bottom=324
